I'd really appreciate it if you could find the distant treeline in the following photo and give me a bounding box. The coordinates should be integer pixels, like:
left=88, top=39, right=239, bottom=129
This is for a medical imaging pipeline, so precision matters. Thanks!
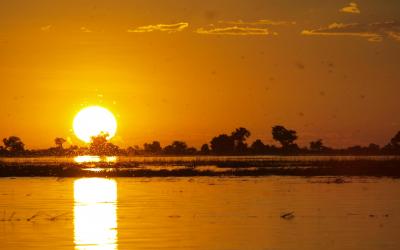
left=1, top=126, right=400, bottom=156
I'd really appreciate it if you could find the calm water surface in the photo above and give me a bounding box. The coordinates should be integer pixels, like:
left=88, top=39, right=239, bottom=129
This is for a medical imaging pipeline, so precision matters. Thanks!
left=0, top=177, right=399, bottom=250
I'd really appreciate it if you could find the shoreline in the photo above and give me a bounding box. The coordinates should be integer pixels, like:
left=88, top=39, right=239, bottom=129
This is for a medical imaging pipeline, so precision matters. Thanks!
left=1, top=158, right=400, bottom=178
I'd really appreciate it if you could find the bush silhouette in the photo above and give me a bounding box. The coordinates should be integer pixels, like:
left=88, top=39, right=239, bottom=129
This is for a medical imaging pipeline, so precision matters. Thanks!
left=250, top=139, right=266, bottom=154
left=3, top=136, right=25, bottom=153
left=210, top=134, right=235, bottom=154
left=164, top=141, right=189, bottom=155
left=144, top=141, right=162, bottom=154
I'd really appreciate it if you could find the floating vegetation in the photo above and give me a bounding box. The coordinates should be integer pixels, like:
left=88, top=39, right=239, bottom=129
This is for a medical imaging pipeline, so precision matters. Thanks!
left=281, top=212, right=295, bottom=220
left=27, top=212, right=42, bottom=222
left=47, top=212, right=71, bottom=221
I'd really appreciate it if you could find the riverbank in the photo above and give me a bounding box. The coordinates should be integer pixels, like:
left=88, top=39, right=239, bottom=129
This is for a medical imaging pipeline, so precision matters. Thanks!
left=1, top=157, right=400, bottom=177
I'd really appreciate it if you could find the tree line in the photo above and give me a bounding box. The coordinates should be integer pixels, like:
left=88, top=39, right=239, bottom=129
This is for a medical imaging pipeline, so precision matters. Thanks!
left=1, top=126, right=400, bottom=156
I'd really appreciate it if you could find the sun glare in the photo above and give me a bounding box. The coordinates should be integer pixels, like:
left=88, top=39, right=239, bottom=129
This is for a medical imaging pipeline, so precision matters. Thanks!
left=73, top=106, right=117, bottom=143
left=74, top=155, right=118, bottom=164
left=74, top=178, right=118, bottom=250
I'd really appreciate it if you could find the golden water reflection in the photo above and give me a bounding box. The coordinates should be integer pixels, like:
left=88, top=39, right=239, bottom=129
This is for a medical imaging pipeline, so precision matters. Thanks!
left=74, top=156, right=118, bottom=164
left=74, top=178, right=118, bottom=250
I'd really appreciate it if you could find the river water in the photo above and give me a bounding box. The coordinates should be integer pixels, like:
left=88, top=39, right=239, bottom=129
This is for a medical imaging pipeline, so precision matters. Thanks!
left=0, top=176, right=399, bottom=250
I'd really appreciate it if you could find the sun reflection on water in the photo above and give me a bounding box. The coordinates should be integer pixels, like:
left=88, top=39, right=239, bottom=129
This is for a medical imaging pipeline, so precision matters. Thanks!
left=74, top=156, right=118, bottom=164
left=74, top=178, right=118, bottom=250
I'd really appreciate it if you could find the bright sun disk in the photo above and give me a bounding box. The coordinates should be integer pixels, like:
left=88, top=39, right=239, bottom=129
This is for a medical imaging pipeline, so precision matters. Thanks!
left=73, top=106, right=117, bottom=143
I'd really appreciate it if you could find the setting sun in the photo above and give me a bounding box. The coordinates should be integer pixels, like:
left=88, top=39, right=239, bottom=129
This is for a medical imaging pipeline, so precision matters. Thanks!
left=2, top=0, right=400, bottom=249
left=73, top=106, right=117, bottom=143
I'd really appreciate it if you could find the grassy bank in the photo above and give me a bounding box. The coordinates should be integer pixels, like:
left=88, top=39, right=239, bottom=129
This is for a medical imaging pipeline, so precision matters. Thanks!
left=1, top=159, right=400, bottom=177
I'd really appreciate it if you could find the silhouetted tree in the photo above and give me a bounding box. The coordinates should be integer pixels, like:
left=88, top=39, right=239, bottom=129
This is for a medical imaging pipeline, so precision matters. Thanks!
left=390, top=131, right=400, bottom=148
left=272, top=125, right=298, bottom=149
left=231, top=127, right=251, bottom=153
left=309, top=139, right=325, bottom=152
left=231, top=127, right=251, bottom=141
left=163, top=141, right=188, bottom=155
left=144, top=141, right=162, bottom=154
left=383, top=131, right=400, bottom=154
left=231, top=127, right=251, bottom=143
left=3, top=136, right=25, bottom=153
left=186, top=147, right=198, bottom=155
left=200, top=144, right=210, bottom=154
left=250, top=139, right=265, bottom=154
left=90, top=134, right=108, bottom=155
left=55, top=137, right=67, bottom=149
left=210, top=134, right=235, bottom=154
left=89, top=133, right=119, bottom=155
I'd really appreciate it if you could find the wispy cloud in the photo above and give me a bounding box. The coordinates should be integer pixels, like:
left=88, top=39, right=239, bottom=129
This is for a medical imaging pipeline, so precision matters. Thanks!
left=127, top=22, right=189, bottom=33
left=40, top=25, right=52, bottom=32
left=219, top=19, right=296, bottom=26
left=80, top=27, right=92, bottom=33
left=301, top=21, right=400, bottom=42
left=340, top=2, right=360, bottom=14
left=196, top=19, right=294, bottom=36
left=196, top=26, right=273, bottom=36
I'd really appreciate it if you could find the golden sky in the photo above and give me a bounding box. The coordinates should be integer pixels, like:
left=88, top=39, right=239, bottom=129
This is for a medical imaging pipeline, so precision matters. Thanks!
left=1, top=0, right=400, bottom=149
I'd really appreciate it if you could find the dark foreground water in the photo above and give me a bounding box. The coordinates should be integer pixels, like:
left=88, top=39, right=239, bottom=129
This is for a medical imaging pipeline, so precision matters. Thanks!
left=1, top=177, right=400, bottom=250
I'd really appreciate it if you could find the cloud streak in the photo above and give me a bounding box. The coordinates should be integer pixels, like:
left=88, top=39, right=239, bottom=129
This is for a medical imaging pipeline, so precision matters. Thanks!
left=40, top=25, right=52, bottom=32
left=127, top=22, right=189, bottom=33
left=196, top=26, right=273, bottom=36
left=80, top=27, right=92, bottom=33
left=302, top=21, right=400, bottom=42
left=196, top=19, right=295, bottom=36
left=340, top=2, right=360, bottom=14
left=219, top=19, right=296, bottom=26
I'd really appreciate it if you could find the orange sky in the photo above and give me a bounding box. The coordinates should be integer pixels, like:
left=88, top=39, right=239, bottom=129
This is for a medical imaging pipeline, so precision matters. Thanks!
left=1, top=0, right=400, bottom=149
